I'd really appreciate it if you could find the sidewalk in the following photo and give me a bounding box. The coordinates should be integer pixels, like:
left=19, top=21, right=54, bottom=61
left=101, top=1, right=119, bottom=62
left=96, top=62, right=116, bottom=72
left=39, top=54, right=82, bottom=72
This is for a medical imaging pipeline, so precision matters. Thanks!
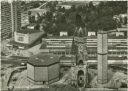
left=1, top=68, right=13, bottom=90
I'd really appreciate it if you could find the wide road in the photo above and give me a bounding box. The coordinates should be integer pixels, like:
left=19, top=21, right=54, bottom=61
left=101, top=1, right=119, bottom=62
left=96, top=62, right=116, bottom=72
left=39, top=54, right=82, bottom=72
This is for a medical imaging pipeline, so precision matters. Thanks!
left=1, top=56, right=127, bottom=68
left=1, top=56, right=28, bottom=66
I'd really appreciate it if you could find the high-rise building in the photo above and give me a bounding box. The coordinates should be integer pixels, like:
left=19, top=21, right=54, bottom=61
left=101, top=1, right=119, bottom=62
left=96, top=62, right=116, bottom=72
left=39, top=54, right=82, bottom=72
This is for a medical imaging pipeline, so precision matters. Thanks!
left=1, top=1, right=21, bottom=40
left=1, top=1, right=12, bottom=39
left=11, top=1, right=21, bottom=37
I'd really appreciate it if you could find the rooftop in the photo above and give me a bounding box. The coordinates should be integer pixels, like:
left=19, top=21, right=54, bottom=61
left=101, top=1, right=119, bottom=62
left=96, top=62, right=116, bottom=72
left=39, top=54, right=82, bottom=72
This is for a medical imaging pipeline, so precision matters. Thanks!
left=9, top=40, right=29, bottom=47
left=17, top=29, right=41, bottom=34
left=60, top=55, right=75, bottom=61
left=45, top=36, right=74, bottom=39
left=28, top=53, right=59, bottom=67
left=28, top=8, right=49, bottom=16
left=60, top=1, right=90, bottom=6
left=29, top=8, right=49, bottom=12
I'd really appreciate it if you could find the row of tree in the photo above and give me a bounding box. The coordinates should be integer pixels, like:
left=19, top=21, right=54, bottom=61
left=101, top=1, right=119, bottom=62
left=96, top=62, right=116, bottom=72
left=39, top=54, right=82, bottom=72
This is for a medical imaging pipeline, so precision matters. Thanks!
left=28, top=1, right=127, bottom=36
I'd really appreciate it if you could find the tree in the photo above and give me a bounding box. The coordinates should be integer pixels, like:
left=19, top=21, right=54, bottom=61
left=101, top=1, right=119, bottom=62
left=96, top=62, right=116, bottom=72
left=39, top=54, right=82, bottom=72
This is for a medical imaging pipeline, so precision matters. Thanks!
left=45, top=11, right=53, bottom=22
left=87, top=16, right=117, bottom=31
left=29, top=16, right=36, bottom=23
left=31, top=1, right=40, bottom=8
left=84, top=1, right=127, bottom=31
left=75, top=14, right=85, bottom=27
left=88, top=1, right=95, bottom=10
left=70, top=5, right=76, bottom=12
left=21, top=1, right=25, bottom=6
left=67, top=12, right=76, bottom=24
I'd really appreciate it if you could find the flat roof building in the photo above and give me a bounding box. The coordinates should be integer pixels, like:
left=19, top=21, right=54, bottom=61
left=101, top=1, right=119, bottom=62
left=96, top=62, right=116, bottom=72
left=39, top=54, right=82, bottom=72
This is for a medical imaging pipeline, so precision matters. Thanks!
left=40, top=36, right=127, bottom=61
left=9, top=29, right=43, bottom=49
left=40, top=36, right=73, bottom=56
left=9, top=23, right=44, bottom=49
left=59, top=55, right=76, bottom=66
left=27, top=53, right=60, bottom=85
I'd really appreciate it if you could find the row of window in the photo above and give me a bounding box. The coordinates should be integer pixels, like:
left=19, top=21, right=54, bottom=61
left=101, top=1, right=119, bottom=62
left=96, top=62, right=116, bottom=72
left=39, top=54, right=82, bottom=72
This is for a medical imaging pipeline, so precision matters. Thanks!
left=49, top=50, right=127, bottom=56
left=52, top=51, right=71, bottom=55
left=18, top=37, right=24, bottom=41
left=88, top=52, right=127, bottom=55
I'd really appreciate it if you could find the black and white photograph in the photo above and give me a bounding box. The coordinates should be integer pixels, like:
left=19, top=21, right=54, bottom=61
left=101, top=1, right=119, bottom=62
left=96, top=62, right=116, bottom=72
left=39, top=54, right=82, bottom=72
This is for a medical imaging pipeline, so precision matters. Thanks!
left=0, top=0, right=128, bottom=91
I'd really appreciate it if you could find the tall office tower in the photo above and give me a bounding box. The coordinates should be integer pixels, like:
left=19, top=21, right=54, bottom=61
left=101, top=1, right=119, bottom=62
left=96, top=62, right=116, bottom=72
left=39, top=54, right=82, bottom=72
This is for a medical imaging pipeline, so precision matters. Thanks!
left=97, top=31, right=108, bottom=84
left=11, top=1, right=21, bottom=37
left=1, top=1, right=21, bottom=40
left=1, top=1, right=12, bottom=39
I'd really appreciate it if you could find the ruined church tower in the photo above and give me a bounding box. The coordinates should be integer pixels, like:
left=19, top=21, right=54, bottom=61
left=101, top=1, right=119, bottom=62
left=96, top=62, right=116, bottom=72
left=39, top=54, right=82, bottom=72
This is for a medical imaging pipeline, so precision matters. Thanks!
left=71, top=14, right=88, bottom=88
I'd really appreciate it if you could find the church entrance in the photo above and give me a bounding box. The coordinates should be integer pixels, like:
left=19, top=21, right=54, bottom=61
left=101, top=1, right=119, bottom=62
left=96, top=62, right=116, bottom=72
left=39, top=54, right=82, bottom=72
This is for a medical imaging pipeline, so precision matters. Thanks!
left=77, top=70, right=85, bottom=87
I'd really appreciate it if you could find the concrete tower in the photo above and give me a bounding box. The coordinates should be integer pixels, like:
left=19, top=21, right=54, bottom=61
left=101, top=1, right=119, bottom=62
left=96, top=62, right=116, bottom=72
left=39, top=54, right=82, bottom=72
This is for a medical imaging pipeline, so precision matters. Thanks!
left=11, top=1, right=21, bottom=37
left=97, top=30, right=108, bottom=84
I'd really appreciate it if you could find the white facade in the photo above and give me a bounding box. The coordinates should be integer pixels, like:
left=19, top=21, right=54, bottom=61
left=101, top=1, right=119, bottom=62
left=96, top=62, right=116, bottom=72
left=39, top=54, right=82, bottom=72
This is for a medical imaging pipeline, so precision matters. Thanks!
left=14, top=31, right=43, bottom=44
left=14, top=32, right=29, bottom=44
left=116, top=32, right=124, bottom=36
left=60, top=31, right=68, bottom=36
left=117, top=27, right=127, bottom=32
left=88, top=32, right=96, bottom=36
left=41, top=37, right=73, bottom=55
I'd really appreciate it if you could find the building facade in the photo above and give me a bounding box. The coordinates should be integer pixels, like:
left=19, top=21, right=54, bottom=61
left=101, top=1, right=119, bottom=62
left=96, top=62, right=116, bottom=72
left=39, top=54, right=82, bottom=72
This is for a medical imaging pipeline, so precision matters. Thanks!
left=59, top=55, right=76, bottom=66
left=40, top=36, right=127, bottom=61
left=27, top=53, right=60, bottom=85
left=1, top=1, right=21, bottom=40
left=87, top=38, right=127, bottom=60
left=1, top=1, right=12, bottom=39
left=10, top=29, right=44, bottom=49
left=11, top=1, right=21, bottom=36
left=40, top=36, right=73, bottom=56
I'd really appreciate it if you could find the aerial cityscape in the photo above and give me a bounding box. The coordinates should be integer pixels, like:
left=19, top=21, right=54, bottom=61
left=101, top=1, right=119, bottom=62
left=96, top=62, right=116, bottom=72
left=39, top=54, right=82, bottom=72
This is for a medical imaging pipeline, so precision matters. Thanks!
left=1, top=0, right=128, bottom=91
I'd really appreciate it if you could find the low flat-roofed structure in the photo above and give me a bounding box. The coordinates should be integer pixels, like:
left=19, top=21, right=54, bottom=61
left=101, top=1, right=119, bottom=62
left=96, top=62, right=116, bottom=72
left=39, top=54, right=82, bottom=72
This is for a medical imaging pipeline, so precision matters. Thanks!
left=40, top=36, right=73, bottom=56
left=27, top=53, right=60, bottom=85
left=16, top=29, right=40, bottom=34
left=9, top=27, right=44, bottom=49
left=59, top=55, right=76, bottom=66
